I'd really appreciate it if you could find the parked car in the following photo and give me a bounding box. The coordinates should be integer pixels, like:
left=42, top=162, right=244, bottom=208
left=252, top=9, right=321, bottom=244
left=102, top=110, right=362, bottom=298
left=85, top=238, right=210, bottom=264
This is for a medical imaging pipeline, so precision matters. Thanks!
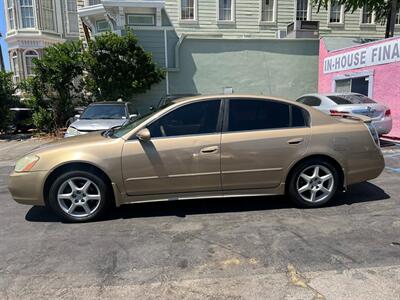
left=65, top=106, right=86, bottom=128
left=296, top=93, right=392, bottom=135
left=150, top=94, right=200, bottom=111
left=9, top=95, right=384, bottom=222
left=8, top=108, right=34, bottom=133
left=65, top=102, right=139, bottom=138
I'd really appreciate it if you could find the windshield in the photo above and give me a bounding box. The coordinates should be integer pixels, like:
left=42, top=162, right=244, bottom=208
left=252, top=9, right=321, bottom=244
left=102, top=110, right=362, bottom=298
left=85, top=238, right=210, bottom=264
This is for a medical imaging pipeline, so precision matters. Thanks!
left=80, top=104, right=126, bottom=120
left=328, top=95, right=376, bottom=105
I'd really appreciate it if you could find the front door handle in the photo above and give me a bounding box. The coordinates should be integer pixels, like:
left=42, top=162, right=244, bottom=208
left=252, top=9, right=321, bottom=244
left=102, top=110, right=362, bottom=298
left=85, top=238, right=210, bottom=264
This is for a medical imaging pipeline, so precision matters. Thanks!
left=200, top=146, right=219, bottom=154
left=287, top=137, right=304, bottom=145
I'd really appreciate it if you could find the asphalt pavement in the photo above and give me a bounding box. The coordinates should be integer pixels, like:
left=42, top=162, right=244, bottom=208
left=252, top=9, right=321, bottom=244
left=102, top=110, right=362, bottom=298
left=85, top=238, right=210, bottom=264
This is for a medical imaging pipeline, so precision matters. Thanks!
left=0, top=137, right=399, bottom=300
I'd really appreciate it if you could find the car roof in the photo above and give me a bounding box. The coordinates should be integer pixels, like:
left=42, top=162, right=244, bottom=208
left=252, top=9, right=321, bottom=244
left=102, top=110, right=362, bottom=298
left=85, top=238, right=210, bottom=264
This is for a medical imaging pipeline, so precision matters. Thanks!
left=169, top=94, right=298, bottom=105
left=298, top=92, right=364, bottom=98
left=88, top=101, right=127, bottom=106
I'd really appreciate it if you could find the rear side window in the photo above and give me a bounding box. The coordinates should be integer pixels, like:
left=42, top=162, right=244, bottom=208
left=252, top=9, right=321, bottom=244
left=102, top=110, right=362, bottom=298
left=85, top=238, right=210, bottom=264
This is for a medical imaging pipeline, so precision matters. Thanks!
left=297, top=96, right=321, bottom=107
left=148, top=100, right=221, bottom=138
left=328, top=95, right=376, bottom=105
left=292, top=105, right=309, bottom=127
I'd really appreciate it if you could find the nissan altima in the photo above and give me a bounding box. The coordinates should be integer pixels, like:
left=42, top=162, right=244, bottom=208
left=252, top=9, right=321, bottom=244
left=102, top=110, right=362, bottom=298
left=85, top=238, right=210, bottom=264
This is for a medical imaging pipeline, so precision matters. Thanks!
left=8, top=95, right=384, bottom=222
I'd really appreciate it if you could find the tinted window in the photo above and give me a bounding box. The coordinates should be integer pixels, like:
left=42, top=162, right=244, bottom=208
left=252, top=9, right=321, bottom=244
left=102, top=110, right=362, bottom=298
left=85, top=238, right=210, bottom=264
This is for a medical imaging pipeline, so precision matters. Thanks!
left=80, top=104, right=126, bottom=120
left=227, top=100, right=290, bottom=132
left=297, top=96, right=321, bottom=107
left=328, top=95, right=376, bottom=105
left=127, top=103, right=138, bottom=115
left=148, top=100, right=221, bottom=138
left=292, top=105, right=309, bottom=127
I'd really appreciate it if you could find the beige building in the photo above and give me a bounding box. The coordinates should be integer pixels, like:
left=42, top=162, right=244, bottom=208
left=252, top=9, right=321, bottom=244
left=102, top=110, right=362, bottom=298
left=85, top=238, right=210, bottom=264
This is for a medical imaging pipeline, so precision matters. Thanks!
left=3, top=0, right=80, bottom=82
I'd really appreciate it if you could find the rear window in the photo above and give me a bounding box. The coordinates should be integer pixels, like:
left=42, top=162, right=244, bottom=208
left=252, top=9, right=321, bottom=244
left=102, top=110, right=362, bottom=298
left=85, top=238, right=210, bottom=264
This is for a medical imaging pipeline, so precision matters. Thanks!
left=328, top=95, right=376, bottom=105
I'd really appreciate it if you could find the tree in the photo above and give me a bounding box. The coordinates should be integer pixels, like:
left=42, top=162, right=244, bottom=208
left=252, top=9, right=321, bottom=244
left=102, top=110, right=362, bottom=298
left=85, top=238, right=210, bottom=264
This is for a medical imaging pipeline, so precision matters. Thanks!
left=33, top=41, right=84, bottom=129
left=314, top=0, right=397, bottom=38
left=0, top=71, right=17, bottom=132
left=84, top=31, right=165, bottom=101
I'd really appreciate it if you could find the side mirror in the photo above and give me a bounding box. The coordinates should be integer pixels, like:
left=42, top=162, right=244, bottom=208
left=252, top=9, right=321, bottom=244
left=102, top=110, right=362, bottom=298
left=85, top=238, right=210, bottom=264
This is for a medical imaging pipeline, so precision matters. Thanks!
left=129, top=114, right=138, bottom=120
left=74, top=114, right=80, bottom=119
left=136, top=128, right=151, bottom=142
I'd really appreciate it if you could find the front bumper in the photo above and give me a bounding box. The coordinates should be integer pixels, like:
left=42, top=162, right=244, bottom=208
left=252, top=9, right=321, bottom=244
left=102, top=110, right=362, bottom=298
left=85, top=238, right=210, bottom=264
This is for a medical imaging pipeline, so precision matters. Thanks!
left=8, top=171, right=48, bottom=206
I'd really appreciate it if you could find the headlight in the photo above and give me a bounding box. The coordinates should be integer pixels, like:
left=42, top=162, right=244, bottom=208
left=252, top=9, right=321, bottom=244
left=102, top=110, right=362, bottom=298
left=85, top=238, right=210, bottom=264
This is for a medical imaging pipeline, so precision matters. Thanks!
left=66, top=126, right=80, bottom=136
left=15, top=155, right=40, bottom=172
left=365, top=122, right=380, bottom=147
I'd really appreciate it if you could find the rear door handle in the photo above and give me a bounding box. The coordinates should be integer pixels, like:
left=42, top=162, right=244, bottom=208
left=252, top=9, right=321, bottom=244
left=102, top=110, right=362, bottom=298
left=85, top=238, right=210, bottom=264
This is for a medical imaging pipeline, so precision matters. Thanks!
left=200, top=146, right=219, bottom=154
left=287, top=138, right=304, bottom=145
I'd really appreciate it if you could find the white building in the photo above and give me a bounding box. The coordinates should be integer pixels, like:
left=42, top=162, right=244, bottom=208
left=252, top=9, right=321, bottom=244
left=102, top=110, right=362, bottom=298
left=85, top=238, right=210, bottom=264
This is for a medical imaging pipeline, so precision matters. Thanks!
left=3, top=0, right=80, bottom=82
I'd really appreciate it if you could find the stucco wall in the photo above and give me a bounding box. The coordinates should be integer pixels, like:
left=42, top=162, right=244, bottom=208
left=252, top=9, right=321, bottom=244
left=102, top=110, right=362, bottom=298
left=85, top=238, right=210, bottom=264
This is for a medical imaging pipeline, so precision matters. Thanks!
left=318, top=38, right=400, bottom=138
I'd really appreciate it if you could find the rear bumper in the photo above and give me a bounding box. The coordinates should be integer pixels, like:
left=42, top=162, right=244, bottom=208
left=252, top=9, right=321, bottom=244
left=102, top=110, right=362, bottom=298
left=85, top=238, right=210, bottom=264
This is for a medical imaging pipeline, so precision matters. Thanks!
left=8, top=171, right=47, bottom=206
left=372, top=117, right=392, bottom=135
left=346, top=148, right=385, bottom=185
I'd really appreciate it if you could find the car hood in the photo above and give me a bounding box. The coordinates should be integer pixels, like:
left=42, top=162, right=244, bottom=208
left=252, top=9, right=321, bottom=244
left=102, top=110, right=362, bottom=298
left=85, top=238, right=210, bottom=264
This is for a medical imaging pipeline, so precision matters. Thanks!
left=70, top=119, right=127, bottom=131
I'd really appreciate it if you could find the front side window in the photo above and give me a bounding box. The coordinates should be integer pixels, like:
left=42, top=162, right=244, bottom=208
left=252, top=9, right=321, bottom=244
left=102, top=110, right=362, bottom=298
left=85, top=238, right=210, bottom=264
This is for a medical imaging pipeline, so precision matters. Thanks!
left=25, top=50, right=38, bottom=76
left=227, top=99, right=291, bottom=132
left=219, top=0, right=233, bottom=21
left=148, top=100, right=221, bottom=138
left=261, top=0, right=275, bottom=22
left=20, top=0, right=35, bottom=28
left=66, top=0, right=79, bottom=33
left=296, top=0, right=309, bottom=21
left=96, top=19, right=110, bottom=33
left=329, top=0, right=342, bottom=23
left=7, top=0, right=15, bottom=30
left=42, top=0, right=55, bottom=31
left=181, top=0, right=196, bottom=20
left=361, top=6, right=374, bottom=24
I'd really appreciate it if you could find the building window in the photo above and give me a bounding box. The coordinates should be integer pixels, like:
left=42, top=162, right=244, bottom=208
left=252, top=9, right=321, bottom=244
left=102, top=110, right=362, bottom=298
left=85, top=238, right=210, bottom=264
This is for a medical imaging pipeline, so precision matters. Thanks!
left=88, top=0, right=100, bottom=5
left=181, top=0, right=195, bottom=20
left=66, top=0, right=79, bottom=33
left=296, top=0, right=309, bottom=20
left=361, top=6, right=374, bottom=24
left=218, top=0, right=233, bottom=21
left=127, top=14, right=155, bottom=26
left=42, top=0, right=55, bottom=31
left=329, top=0, right=342, bottom=23
left=7, top=0, right=15, bottom=30
left=24, top=50, right=38, bottom=76
left=20, top=0, right=35, bottom=28
left=396, top=8, right=400, bottom=24
left=261, top=0, right=275, bottom=22
left=96, top=19, right=110, bottom=32
left=11, top=52, right=19, bottom=82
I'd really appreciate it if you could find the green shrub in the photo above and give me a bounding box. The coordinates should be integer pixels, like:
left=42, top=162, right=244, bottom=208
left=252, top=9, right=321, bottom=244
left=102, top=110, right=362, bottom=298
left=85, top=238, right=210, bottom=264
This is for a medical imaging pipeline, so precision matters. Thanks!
left=32, top=107, right=54, bottom=132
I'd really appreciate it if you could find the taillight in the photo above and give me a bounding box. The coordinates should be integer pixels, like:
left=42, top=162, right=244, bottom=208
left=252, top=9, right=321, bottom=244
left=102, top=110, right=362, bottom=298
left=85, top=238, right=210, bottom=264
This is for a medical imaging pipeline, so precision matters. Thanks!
left=385, top=109, right=391, bottom=117
left=330, top=109, right=349, bottom=116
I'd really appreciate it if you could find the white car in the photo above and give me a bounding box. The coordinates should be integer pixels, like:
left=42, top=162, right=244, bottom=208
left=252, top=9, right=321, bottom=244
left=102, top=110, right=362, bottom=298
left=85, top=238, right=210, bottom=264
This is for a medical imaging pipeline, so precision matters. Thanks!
left=296, top=93, right=392, bottom=135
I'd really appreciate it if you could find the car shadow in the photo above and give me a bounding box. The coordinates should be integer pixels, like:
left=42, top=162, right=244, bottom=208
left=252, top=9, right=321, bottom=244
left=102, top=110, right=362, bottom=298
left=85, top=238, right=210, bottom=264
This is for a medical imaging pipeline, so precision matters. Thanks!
left=25, top=181, right=390, bottom=223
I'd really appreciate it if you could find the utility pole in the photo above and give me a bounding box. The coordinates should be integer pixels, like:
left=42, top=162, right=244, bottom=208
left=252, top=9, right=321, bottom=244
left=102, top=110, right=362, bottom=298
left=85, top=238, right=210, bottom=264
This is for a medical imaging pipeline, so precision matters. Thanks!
left=389, top=0, right=398, bottom=38
left=0, top=33, right=5, bottom=71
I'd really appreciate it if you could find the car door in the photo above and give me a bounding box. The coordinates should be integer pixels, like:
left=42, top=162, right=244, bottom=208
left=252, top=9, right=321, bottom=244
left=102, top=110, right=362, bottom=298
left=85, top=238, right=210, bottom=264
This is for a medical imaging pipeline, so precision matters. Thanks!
left=121, top=99, right=223, bottom=196
left=221, top=98, right=311, bottom=191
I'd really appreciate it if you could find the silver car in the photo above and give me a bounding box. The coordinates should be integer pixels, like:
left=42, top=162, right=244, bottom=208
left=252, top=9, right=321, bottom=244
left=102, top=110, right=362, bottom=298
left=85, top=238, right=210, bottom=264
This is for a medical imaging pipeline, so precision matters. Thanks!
left=65, top=102, right=139, bottom=138
left=296, top=93, right=392, bottom=135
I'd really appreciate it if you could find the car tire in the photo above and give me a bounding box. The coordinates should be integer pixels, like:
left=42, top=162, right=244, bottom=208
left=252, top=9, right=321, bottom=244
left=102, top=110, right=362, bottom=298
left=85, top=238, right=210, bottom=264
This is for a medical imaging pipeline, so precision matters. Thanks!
left=288, top=159, right=339, bottom=208
left=48, top=170, right=110, bottom=222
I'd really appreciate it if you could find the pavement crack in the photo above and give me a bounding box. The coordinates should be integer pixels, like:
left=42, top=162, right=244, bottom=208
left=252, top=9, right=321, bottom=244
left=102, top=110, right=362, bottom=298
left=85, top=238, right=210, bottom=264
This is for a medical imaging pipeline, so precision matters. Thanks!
left=287, top=263, right=326, bottom=300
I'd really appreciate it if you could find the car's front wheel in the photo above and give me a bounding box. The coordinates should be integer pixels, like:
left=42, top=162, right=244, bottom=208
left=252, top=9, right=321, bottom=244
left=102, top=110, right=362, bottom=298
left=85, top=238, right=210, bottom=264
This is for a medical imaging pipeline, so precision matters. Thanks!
left=288, top=159, right=339, bottom=207
left=48, top=170, right=109, bottom=222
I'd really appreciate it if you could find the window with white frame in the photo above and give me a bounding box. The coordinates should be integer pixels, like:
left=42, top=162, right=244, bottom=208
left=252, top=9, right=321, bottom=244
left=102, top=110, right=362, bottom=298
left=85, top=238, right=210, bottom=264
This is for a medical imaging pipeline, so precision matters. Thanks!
left=7, top=0, right=15, bottom=30
left=88, top=0, right=100, bottom=5
left=11, top=52, right=20, bottom=81
left=181, top=0, right=195, bottom=20
left=127, top=14, right=155, bottom=26
left=396, top=8, right=400, bottom=24
left=261, top=0, right=274, bottom=22
left=218, top=0, right=233, bottom=21
left=329, top=0, right=342, bottom=23
left=96, top=19, right=110, bottom=32
left=361, top=6, right=374, bottom=24
left=20, top=0, right=35, bottom=28
left=296, top=0, right=309, bottom=21
left=25, top=50, right=38, bottom=76
left=42, top=0, right=55, bottom=31
left=66, top=0, right=79, bottom=33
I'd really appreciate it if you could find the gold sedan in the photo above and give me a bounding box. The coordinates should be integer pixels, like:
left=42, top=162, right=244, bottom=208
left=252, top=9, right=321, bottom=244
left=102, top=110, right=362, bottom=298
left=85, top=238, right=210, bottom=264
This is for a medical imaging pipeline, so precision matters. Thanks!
left=8, top=95, right=384, bottom=222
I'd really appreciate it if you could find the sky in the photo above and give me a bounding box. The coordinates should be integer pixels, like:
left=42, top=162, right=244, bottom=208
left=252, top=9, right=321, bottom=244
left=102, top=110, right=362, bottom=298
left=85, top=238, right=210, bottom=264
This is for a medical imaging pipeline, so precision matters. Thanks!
left=0, top=0, right=10, bottom=70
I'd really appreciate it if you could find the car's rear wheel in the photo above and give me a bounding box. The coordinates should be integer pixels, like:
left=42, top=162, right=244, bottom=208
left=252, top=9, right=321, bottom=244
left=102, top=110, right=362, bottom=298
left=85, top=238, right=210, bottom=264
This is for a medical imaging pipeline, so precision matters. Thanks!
left=288, top=159, right=339, bottom=207
left=48, top=171, right=109, bottom=222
